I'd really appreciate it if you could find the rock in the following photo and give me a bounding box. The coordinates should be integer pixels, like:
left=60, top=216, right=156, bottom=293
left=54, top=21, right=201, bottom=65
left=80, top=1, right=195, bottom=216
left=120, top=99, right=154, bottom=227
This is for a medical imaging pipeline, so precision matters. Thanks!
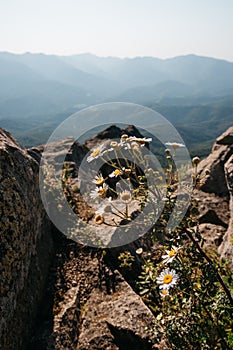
left=196, top=126, right=233, bottom=269
left=197, top=126, right=233, bottom=196
left=84, top=124, right=147, bottom=150
left=218, top=154, right=233, bottom=269
left=197, top=191, right=229, bottom=227
left=216, top=126, right=233, bottom=145
left=29, top=137, right=89, bottom=177
left=198, top=144, right=232, bottom=196
left=77, top=271, right=156, bottom=350
left=28, top=240, right=101, bottom=350
left=199, top=223, right=226, bottom=251
left=2, top=123, right=233, bottom=350
left=0, top=128, right=53, bottom=350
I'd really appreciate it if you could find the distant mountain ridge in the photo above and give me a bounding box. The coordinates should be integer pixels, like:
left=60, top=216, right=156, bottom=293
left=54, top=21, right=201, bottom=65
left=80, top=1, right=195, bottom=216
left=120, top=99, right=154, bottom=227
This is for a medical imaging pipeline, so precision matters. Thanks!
left=1, top=52, right=233, bottom=104
left=0, top=51, right=233, bottom=155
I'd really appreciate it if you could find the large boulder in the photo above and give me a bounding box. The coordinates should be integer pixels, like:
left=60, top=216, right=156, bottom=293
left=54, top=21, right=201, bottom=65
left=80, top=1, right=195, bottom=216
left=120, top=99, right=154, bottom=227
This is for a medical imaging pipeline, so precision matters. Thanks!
left=0, top=128, right=53, bottom=350
left=77, top=271, right=156, bottom=350
left=197, top=126, right=233, bottom=266
left=198, top=127, right=233, bottom=196
left=218, top=154, right=233, bottom=269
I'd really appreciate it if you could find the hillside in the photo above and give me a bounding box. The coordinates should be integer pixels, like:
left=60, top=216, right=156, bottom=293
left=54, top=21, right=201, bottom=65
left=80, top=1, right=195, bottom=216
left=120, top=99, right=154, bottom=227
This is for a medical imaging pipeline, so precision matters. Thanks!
left=0, top=52, right=233, bottom=156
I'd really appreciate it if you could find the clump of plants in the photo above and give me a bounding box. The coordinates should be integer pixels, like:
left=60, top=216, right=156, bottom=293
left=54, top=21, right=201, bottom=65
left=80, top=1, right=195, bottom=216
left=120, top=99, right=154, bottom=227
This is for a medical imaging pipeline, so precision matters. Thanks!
left=135, top=154, right=233, bottom=349
left=42, top=133, right=233, bottom=349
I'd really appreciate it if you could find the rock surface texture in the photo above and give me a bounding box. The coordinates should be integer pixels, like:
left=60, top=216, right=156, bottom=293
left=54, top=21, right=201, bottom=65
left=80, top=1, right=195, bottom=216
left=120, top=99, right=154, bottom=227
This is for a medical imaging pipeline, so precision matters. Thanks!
left=1, top=125, right=233, bottom=350
left=197, top=126, right=233, bottom=268
left=0, top=129, right=53, bottom=350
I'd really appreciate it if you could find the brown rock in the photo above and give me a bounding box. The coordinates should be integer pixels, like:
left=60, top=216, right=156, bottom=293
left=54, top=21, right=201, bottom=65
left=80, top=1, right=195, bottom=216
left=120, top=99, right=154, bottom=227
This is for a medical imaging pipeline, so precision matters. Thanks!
left=0, top=128, right=53, bottom=350
left=216, top=126, right=233, bottom=145
left=196, top=126, right=233, bottom=269
left=77, top=271, right=156, bottom=350
left=198, top=143, right=232, bottom=196
left=84, top=124, right=147, bottom=150
left=197, top=191, right=229, bottom=227
left=199, top=223, right=226, bottom=251
left=218, top=154, right=233, bottom=269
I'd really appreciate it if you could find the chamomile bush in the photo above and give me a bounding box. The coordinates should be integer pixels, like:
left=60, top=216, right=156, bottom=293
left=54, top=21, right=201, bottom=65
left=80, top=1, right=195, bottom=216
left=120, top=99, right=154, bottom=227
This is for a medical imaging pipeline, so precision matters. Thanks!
left=81, top=135, right=233, bottom=349
left=42, top=133, right=233, bottom=349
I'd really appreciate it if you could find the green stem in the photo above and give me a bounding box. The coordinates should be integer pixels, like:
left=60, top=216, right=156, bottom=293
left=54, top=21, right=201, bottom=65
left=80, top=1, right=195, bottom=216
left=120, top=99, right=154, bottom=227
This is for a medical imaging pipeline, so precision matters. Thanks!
left=185, top=229, right=233, bottom=306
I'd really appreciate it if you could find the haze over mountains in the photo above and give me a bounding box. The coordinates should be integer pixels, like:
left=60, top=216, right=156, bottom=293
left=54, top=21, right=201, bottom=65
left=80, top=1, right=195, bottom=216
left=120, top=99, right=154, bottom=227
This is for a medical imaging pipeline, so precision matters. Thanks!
left=0, top=51, right=233, bottom=154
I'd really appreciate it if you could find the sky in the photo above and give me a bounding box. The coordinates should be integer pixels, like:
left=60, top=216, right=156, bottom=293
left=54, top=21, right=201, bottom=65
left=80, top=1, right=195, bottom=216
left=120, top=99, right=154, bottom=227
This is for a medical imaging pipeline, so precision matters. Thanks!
left=1, top=0, right=233, bottom=61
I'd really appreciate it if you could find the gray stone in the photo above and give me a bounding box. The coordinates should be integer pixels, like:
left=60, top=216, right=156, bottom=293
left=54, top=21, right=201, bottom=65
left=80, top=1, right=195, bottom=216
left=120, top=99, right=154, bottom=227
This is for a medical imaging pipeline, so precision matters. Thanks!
left=0, top=128, right=53, bottom=350
left=77, top=271, right=156, bottom=350
left=216, top=126, right=233, bottom=145
left=218, top=155, right=233, bottom=269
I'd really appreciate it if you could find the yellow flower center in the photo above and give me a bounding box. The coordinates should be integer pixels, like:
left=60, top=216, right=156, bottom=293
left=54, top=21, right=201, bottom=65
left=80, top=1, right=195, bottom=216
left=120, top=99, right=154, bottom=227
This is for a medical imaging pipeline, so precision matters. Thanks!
left=163, top=274, right=173, bottom=284
left=95, top=214, right=104, bottom=225
left=98, top=188, right=107, bottom=196
left=91, top=149, right=101, bottom=158
left=135, top=138, right=145, bottom=144
left=168, top=250, right=177, bottom=258
left=114, top=169, right=122, bottom=176
left=95, top=177, right=105, bottom=186
left=161, top=289, right=168, bottom=295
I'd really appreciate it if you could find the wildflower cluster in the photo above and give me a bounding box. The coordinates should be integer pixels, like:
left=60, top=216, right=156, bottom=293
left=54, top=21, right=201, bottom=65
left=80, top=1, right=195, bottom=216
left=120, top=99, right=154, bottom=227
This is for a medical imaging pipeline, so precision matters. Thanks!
left=42, top=131, right=233, bottom=349
left=81, top=134, right=160, bottom=230
left=134, top=156, right=233, bottom=349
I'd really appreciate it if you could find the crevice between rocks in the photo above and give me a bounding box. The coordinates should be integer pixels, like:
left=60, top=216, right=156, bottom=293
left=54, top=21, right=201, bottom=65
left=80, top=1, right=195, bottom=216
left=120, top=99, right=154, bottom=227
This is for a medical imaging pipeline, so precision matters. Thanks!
left=107, top=322, right=153, bottom=350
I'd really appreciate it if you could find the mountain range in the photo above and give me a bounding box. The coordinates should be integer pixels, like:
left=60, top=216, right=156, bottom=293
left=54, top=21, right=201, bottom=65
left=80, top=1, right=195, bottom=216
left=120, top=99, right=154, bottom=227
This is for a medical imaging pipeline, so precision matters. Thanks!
left=0, top=51, right=233, bottom=155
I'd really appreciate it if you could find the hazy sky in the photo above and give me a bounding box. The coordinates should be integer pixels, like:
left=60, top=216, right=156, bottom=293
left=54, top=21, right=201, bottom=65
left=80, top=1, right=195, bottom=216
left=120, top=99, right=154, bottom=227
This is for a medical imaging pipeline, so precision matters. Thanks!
left=1, top=0, right=233, bottom=61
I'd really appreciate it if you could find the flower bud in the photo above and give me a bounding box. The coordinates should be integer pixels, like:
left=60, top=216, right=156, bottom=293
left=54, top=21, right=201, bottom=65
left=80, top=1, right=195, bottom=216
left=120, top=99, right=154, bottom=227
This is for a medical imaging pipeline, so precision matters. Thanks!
left=121, top=134, right=128, bottom=141
left=192, top=156, right=200, bottom=165
left=110, top=141, right=118, bottom=148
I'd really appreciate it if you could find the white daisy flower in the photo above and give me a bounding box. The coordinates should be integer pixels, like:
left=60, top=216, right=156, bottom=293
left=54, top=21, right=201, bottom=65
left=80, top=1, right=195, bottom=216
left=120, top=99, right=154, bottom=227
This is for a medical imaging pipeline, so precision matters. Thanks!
left=156, top=268, right=178, bottom=289
left=121, top=134, right=129, bottom=141
left=130, top=136, right=152, bottom=146
left=165, top=142, right=185, bottom=150
left=123, top=168, right=131, bottom=176
left=87, top=144, right=105, bottom=162
left=90, top=183, right=108, bottom=199
left=136, top=248, right=143, bottom=255
left=160, top=289, right=170, bottom=298
left=162, top=246, right=181, bottom=264
left=120, top=190, right=132, bottom=204
left=108, top=141, right=122, bottom=152
left=109, top=168, right=123, bottom=178
left=92, top=173, right=105, bottom=186
left=192, top=156, right=200, bottom=165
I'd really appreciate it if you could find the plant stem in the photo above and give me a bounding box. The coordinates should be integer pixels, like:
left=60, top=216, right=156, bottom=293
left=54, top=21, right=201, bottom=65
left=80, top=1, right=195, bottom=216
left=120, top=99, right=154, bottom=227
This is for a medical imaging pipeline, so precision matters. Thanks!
left=185, top=229, right=233, bottom=305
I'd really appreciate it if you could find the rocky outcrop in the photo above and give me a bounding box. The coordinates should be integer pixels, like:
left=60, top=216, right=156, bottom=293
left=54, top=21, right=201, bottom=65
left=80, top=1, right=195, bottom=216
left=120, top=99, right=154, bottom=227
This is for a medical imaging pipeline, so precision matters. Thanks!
left=77, top=271, right=155, bottom=350
left=1, top=124, right=233, bottom=350
left=197, top=126, right=233, bottom=266
left=218, top=154, right=233, bottom=269
left=198, top=127, right=233, bottom=196
left=0, top=129, right=53, bottom=349
left=28, top=236, right=157, bottom=350
left=84, top=124, right=146, bottom=150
